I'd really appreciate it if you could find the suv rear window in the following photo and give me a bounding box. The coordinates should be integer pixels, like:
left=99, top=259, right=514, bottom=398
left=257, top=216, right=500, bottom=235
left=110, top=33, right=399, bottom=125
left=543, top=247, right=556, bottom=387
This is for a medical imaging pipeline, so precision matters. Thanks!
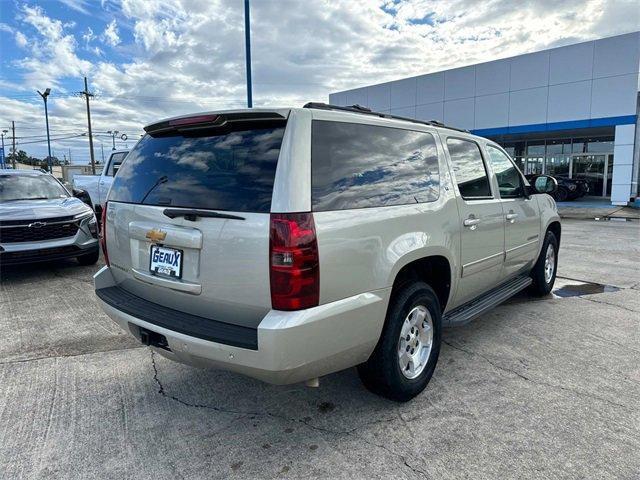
left=108, top=123, right=286, bottom=212
left=311, top=121, right=440, bottom=211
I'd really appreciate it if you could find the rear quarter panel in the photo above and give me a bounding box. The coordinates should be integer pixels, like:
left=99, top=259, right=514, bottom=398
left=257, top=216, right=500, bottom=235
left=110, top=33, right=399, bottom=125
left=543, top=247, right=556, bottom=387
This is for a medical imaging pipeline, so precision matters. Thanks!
left=312, top=124, right=462, bottom=312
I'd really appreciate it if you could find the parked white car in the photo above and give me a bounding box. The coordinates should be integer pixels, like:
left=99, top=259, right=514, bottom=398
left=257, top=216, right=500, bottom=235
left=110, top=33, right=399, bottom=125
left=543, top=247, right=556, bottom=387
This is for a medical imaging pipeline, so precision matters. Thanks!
left=73, top=150, right=128, bottom=213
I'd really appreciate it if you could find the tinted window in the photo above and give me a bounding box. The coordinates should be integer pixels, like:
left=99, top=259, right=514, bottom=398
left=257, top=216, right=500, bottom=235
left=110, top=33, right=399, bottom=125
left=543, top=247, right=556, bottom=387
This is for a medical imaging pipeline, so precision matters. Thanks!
left=311, top=121, right=440, bottom=211
left=107, top=152, right=128, bottom=176
left=446, top=138, right=492, bottom=199
left=109, top=124, right=285, bottom=212
left=486, top=145, right=524, bottom=198
left=0, top=174, right=68, bottom=202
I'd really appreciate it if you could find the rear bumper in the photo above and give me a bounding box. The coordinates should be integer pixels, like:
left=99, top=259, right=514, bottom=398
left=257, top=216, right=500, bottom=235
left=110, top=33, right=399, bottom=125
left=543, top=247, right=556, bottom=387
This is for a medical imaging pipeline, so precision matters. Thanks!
left=94, top=266, right=390, bottom=384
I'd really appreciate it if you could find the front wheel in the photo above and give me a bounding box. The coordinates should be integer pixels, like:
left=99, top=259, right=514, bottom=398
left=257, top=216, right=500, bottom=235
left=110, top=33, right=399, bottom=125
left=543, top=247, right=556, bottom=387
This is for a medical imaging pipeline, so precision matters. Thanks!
left=357, top=282, right=442, bottom=402
left=529, top=231, right=558, bottom=296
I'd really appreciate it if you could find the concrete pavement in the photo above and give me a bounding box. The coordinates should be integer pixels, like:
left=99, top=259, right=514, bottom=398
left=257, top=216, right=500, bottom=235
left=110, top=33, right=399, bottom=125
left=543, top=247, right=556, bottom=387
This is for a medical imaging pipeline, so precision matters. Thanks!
left=1, top=219, right=639, bottom=479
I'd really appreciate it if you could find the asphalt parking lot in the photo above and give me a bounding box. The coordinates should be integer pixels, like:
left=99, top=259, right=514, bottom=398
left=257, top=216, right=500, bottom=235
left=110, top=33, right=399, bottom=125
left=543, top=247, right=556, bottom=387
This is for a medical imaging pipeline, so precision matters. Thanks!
left=1, top=218, right=639, bottom=479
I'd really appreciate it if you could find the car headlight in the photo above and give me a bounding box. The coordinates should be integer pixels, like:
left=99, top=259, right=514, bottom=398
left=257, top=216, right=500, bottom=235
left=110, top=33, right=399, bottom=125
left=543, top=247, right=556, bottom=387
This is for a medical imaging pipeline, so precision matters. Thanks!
left=88, top=217, right=98, bottom=237
left=74, top=211, right=94, bottom=221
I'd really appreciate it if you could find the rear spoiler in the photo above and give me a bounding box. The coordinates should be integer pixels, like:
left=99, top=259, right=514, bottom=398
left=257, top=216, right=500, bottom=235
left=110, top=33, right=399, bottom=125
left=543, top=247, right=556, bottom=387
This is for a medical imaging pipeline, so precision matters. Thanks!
left=144, top=111, right=287, bottom=136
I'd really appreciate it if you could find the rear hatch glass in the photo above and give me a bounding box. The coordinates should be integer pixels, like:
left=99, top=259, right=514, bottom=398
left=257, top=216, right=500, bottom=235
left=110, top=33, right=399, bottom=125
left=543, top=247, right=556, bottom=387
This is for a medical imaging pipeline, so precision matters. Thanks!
left=109, top=119, right=286, bottom=212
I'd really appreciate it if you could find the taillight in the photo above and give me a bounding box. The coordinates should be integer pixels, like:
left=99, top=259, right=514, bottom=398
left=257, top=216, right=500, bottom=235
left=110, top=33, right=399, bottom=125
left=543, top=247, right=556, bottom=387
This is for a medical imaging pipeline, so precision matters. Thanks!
left=100, top=202, right=109, bottom=266
left=269, top=213, right=319, bottom=311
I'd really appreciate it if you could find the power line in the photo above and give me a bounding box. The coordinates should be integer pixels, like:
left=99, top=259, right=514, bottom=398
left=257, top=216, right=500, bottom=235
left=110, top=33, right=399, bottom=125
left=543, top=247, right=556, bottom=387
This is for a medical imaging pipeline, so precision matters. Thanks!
left=15, top=133, right=87, bottom=146
left=11, top=132, right=86, bottom=139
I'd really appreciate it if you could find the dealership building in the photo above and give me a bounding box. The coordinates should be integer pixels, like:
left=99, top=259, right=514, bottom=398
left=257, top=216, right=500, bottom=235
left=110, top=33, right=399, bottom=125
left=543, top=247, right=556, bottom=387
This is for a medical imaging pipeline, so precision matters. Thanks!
left=329, top=32, right=640, bottom=206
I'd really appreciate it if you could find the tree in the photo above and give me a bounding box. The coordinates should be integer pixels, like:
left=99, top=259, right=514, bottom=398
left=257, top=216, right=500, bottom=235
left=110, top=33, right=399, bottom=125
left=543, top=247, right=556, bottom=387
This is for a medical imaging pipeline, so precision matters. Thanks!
left=6, top=150, right=29, bottom=165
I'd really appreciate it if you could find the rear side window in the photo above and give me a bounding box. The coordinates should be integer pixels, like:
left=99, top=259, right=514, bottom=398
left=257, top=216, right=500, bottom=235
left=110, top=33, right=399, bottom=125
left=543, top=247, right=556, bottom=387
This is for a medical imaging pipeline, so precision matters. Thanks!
left=311, top=121, right=440, bottom=211
left=108, top=124, right=285, bottom=212
left=446, top=138, right=492, bottom=199
left=106, top=152, right=127, bottom=177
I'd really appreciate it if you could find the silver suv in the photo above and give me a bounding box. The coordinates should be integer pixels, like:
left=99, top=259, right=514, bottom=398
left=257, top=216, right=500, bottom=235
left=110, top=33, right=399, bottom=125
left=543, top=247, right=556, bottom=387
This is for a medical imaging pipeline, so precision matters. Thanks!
left=0, top=170, right=99, bottom=266
left=94, top=104, right=560, bottom=401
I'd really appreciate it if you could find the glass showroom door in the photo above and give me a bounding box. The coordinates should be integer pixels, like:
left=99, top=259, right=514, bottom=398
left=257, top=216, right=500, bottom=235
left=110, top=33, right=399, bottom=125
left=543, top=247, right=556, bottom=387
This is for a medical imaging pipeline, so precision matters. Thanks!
left=572, top=154, right=606, bottom=196
left=524, top=157, right=544, bottom=175
left=545, top=155, right=571, bottom=177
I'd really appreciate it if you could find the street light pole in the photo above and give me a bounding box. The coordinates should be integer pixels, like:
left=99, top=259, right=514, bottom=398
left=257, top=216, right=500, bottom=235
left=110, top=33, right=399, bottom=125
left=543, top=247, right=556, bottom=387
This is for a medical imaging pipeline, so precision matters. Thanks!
left=244, top=0, right=253, bottom=108
left=107, top=130, right=119, bottom=150
left=0, top=130, right=7, bottom=169
left=37, top=88, right=52, bottom=172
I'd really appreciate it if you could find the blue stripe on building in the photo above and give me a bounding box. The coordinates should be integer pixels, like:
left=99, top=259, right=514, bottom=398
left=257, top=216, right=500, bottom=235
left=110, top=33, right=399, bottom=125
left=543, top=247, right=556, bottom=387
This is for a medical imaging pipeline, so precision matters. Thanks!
left=471, top=115, right=637, bottom=137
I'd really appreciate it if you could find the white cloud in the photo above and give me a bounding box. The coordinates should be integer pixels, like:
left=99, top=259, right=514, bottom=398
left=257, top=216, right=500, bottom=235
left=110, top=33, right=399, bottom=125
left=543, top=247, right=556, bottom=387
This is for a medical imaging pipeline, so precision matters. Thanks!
left=15, top=31, right=28, bottom=48
left=57, top=0, right=91, bottom=15
left=102, top=19, right=120, bottom=47
left=0, top=22, right=13, bottom=33
left=82, top=27, right=96, bottom=47
left=15, top=4, right=92, bottom=88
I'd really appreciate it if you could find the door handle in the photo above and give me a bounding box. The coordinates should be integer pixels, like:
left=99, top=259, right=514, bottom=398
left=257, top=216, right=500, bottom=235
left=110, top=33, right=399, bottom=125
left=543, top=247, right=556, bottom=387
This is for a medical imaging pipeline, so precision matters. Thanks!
left=506, top=212, right=518, bottom=223
left=463, top=217, right=481, bottom=228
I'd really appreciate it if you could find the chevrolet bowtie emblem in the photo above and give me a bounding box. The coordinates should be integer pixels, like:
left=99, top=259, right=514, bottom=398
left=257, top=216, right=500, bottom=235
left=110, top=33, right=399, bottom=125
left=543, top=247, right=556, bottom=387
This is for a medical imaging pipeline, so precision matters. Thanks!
left=145, top=228, right=167, bottom=243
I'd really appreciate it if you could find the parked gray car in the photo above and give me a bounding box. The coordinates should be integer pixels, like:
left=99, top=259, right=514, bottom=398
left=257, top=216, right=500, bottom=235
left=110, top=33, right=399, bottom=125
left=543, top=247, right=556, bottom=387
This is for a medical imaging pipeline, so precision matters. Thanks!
left=0, top=170, right=99, bottom=266
left=94, top=104, right=560, bottom=401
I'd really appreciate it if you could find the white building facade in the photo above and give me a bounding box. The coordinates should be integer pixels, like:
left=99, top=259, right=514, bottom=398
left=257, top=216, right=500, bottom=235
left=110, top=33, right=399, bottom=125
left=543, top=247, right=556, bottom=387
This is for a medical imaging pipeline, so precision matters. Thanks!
left=330, top=32, right=640, bottom=206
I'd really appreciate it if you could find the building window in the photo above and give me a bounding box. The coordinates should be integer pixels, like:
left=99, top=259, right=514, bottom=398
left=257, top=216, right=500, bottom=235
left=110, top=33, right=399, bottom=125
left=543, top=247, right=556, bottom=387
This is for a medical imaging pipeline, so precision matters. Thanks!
left=546, top=139, right=571, bottom=155
left=526, top=140, right=545, bottom=156
left=586, top=137, right=614, bottom=153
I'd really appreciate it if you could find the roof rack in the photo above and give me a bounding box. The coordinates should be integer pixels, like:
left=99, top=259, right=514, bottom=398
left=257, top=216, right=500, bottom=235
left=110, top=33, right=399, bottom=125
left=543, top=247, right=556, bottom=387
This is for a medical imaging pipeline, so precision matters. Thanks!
left=302, top=102, right=469, bottom=133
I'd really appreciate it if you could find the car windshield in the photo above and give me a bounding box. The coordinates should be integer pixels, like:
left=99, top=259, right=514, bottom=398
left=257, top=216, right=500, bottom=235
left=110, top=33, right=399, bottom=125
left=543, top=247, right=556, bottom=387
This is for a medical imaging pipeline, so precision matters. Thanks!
left=0, top=174, right=69, bottom=202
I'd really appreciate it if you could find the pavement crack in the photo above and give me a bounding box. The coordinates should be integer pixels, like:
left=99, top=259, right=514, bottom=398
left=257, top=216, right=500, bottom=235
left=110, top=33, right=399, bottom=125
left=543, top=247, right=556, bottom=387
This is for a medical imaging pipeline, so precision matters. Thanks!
left=585, top=333, right=640, bottom=354
left=576, top=296, right=640, bottom=315
left=149, top=350, right=432, bottom=478
left=0, top=345, right=145, bottom=366
left=443, top=340, right=633, bottom=411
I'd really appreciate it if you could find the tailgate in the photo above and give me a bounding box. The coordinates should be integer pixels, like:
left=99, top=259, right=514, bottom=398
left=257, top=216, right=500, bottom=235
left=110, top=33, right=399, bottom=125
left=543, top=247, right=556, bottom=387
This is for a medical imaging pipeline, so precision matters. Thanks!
left=104, top=112, right=288, bottom=329
left=106, top=203, right=270, bottom=329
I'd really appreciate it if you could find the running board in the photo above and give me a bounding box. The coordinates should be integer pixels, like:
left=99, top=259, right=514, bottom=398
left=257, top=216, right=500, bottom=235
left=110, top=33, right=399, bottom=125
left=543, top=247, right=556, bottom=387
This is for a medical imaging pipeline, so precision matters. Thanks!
left=443, top=275, right=532, bottom=327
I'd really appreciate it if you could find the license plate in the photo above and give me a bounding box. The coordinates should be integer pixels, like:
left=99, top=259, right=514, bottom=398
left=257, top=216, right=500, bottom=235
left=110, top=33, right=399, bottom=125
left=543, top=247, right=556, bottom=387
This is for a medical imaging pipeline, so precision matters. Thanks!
left=149, top=245, right=183, bottom=279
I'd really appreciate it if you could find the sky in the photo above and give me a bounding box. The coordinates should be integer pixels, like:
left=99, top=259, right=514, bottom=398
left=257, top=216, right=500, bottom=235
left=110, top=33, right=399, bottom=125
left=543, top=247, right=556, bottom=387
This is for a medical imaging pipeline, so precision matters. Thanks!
left=0, top=0, right=638, bottom=164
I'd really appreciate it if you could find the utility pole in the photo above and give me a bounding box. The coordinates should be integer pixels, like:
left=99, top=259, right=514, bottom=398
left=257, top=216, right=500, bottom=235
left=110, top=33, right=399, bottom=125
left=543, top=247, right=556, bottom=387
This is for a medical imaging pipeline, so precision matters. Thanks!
left=100, top=142, right=105, bottom=163
left=37, top=88, right=52, bottom=172
left=11, top=121, right=16, bottom=169
left=80, top=77, right=96, bottom=174
left=68, top=148, right=72, bottom=164
left=244, top=0, right=253, bottom=108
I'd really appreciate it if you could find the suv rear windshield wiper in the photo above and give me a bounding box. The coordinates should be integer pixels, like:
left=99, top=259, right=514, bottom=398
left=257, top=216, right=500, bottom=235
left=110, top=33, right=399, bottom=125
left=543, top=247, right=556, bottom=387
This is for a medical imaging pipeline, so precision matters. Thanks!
left=163, top=208, right=245, bottom=221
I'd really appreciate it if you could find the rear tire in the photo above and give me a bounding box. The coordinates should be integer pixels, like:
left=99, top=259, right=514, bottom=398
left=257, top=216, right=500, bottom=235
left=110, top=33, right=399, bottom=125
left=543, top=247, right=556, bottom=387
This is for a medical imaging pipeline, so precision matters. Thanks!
left=358, top=281, right=441, bottom=402
left=77, top=248, right=99, bottom=266
left=529, top=230, right=558, bottom=296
